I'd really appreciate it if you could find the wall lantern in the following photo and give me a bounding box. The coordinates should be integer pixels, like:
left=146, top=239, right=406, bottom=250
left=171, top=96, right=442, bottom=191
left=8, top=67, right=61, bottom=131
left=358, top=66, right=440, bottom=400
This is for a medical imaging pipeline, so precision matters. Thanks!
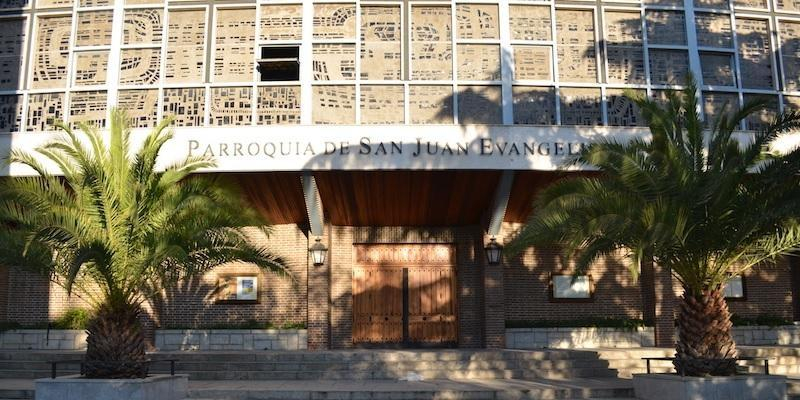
left=485, top=237, right=503, bottom=265
left=310, top=237, right=328, bottom=266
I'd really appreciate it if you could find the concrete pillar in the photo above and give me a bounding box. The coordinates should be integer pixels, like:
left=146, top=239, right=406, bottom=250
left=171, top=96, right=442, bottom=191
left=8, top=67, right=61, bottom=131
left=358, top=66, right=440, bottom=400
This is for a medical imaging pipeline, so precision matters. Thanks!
left=483, top=234, right=506, bottom=349
left=306, top=228, right=330, bottom=350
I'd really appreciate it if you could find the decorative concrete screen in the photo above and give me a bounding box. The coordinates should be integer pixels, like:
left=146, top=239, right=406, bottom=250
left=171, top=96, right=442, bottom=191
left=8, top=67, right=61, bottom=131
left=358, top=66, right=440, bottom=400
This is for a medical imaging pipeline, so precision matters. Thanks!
left=0, top=0, right=796, bottom=131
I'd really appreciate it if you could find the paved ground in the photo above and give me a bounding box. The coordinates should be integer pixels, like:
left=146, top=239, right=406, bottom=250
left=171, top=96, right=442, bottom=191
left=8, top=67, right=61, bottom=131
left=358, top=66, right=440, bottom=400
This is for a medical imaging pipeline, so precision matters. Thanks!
left=187, top=377, right=634, bottom=391
left=0, top=377, right=633, bottom=391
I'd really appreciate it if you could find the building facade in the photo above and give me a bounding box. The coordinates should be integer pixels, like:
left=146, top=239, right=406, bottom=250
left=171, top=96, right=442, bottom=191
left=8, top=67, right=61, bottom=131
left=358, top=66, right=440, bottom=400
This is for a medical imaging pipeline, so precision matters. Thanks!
left=0, top=0, right=799, bottom=349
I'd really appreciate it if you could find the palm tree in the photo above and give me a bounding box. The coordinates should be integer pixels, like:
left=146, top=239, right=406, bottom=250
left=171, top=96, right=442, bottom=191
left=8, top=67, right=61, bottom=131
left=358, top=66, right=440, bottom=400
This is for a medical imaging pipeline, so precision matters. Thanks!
left=507, top=77, right=800, bottom=376
left=0, top=109, right=288, bottom=378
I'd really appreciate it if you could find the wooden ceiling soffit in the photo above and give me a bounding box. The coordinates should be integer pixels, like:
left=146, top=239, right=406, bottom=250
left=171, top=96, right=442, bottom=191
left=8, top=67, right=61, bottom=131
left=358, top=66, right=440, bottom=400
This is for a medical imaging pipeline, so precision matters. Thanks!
left=228, top=172, right=308, bottom=225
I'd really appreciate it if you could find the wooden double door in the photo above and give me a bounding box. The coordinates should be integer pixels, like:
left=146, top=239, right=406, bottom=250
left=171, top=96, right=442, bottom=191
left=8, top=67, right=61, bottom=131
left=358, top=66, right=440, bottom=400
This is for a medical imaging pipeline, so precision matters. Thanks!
left=352, top=244, right=458, bottom=346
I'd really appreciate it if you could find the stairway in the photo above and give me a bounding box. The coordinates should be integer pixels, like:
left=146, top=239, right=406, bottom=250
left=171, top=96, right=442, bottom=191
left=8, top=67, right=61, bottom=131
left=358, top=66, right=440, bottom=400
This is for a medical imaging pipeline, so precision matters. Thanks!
left=0, top=349, right=620, bottom=381
left=0, top=349, right=634, bottom=399
left=2, top=347, right=797, bottom=400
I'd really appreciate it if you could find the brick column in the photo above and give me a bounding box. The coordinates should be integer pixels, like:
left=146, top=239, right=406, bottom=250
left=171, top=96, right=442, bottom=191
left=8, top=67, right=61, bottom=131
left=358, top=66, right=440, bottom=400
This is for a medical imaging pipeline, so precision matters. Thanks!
left=307, top=229, right=330, bottom=350
left=791, top=255, right=800, bottom=322
left=640, top=258, right=656, bottom=327
left=329, top=226, right=354, bottom=349
left=0, top=266, right=8, bottom=322
left=483, top=234, right=505, bottom=349
left=653, top=262, right=677, bottom=348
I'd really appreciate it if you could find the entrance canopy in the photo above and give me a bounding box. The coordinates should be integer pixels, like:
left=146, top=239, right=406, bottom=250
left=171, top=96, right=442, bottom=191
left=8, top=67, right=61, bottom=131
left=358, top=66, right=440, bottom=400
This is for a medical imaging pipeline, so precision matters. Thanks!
left=231, top=170, right=568, bottom=227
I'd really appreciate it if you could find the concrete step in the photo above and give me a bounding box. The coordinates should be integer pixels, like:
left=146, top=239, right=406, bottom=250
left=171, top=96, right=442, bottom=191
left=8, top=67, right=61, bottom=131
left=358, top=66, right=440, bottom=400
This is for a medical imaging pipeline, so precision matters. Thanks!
left=0, top=389, right=32, bottom=400
left=0, top=350, right=626, bottom=380
left=185, top=381, right=636, bottom=400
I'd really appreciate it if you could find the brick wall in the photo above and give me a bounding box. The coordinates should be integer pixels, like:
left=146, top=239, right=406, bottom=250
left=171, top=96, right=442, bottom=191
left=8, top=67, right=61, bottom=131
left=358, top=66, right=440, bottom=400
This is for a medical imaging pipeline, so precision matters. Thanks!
left=0, top=266, right=7, bottom=322
left=5, top=224, right=308, bottom=328
left=307, top=228, right=330, bottom=350
left=502, top=246, right=644, bottom=322
left=6, top=269, right=94, bottom=324
left=159, top=224, right=308, bottom=328
left=727, top=258, right=794, bottom=320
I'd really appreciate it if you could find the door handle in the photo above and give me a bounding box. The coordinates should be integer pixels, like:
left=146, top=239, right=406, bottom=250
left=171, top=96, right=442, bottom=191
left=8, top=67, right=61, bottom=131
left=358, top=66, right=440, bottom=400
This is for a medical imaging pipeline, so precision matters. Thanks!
left=422, top=317, right=427, bottom=321
left=385, top=317, right=389, bottom=321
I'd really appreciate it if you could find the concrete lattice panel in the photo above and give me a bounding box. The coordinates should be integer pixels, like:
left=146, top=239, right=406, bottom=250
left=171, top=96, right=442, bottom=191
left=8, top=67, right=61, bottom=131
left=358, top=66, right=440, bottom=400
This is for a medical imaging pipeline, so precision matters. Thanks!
left=743, top=94, right=778, bottom=131
left=215, top=8, right=255, bottom=83
left=261, top=4, right=303, bottom=41
left=312, top=85, right=355, bottom=124
left=313, top=43, right=356, bottom=81
left=360, top=5, right=401, bottom=80
left=512, top=86, right=555, bottom=125
left=780, top=20, right=800, bottom=91
left=163, top=87, right=205, bottom=127
left=0, top=18, right=25, bottom=90
left=32, top=16, right=71, bottom=89
left=648, top=49, right=689, bottom=85
left=606, top=89, right=645, bottom=127
left=37, top=0, right=72, bottom=9
left=694, top=0, right=730, bottom=10
left=737, top=18, right=774, bottom=90
left=313, top=3, right=356, bottom=39
left=73, top=51, right=109, bottom=86
left=123, top=9, right=163, bottom=45
left=117, top=89, right=159, bottom=128
left=257, top=86, right=301, bottom=125
left=604, top=11, right=645, bottom=84
left=509, top=5, right=551, bottom=41
left=695, top=13, right=732, bottom=48
left=119, top=48, right=161, bottom=85
left=702, top=91, right=738, bottom=127
left=166, top=9, right=206, bottom=84
left=559, top=87, right=601, bottom=126
left=458, top=85, right=501, bottom=124
left=69, top=90, right=107, bottom=128
left=645, top=10, right=687, bottom=46
left=0, top=0, right=29, bottom=8
left=76, top=11, right=113, bottom=47
left=27, top=93, right=64, bottom=131
left=555, top=9, right=596, bottom=84
left=513, top=45, right=551, bottom=81
left=210, top=87, right=252, bottom=126
left=457, top=44, right=500, bottom=81
left=0, top=95, right=23, bottom=132
left=411, top=6, right=452, bottom=80
left=700, top=52, right=735, bottom=87
left=456, top=4, right=499, bottom=40
left=408, top=85, right=452, bottom=124
left=360, top=85, right=404, bottom=124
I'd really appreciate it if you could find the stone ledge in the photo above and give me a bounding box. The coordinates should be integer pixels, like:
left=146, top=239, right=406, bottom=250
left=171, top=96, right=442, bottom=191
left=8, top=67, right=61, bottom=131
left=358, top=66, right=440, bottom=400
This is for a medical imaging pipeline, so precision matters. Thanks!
left=632, top=373, right=786, bottom=400
left=154, top=329, right=307, bottom=351
left=505, top=327, right=654, bottom=349
left=35, top=374, right=187, bottom=400
left=733, top=325, right=800, bottom=346
left=0, top=330, right=87, bottom=350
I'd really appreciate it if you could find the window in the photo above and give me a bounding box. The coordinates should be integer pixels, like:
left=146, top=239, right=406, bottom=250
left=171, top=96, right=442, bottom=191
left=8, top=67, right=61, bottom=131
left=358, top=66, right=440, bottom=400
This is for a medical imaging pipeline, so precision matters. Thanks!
left=723, top=275, right=745, bottom=300
left=258, top=46, right=300, bottom=81
left=551, top=275, right=592, bottom=300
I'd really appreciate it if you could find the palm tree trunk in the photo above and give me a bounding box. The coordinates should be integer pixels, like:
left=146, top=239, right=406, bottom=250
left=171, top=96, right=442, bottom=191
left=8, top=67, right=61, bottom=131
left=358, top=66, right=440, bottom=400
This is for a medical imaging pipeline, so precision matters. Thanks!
left=84, top=301, right=148, bottom=378
left=674, top=288, right=738, bottom=376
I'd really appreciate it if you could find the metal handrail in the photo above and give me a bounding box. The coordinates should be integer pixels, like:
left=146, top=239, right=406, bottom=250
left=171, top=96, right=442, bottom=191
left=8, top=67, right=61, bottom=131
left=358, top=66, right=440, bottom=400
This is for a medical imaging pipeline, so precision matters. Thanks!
left=641, top=356, right=771, bottom=376
left=49, top=359, right=177, bottom=379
